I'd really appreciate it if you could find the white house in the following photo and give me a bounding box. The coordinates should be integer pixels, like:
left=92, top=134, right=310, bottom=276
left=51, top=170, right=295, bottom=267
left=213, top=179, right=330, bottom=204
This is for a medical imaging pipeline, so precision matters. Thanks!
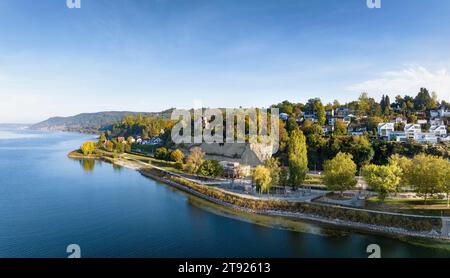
left=377, top=123, right=395, bottom=137
left=279, top=113, right=289, bottom=121
left=430, top=118, right=445, bottom=126
left=414, top=133, right=438, bottom=144
left=430, top=110, right=440, bottom=118
left=404, top=124, right=421, bottom=139
left=441, top=135, right=450, bottom=142
left=417, top=119, right=428, bottom=125
left=388, top=132, right=407, bottom=142
left=429, top=125, right=447, bottom=137
left=438, top=107, right=450, bottom=118
left=142, top=137, right=163, bottom=146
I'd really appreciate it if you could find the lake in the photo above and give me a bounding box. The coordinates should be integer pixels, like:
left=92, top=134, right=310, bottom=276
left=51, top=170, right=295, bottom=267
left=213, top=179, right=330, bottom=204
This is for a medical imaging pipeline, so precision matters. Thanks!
left=0, top=128, right=448, bottom=258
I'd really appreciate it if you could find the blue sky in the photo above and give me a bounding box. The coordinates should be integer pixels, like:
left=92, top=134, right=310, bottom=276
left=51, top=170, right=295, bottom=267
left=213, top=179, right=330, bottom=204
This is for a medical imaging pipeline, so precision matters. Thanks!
left=1, top=0, right=450, bottom=123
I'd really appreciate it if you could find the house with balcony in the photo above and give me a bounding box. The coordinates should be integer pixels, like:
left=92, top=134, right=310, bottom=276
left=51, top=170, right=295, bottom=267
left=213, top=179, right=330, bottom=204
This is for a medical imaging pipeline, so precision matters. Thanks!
left=387, top=132, right=407, bottom=142
left=429, top=125, right=447, bottom=137
left=414, top=133, right=438, bottom=144
left=377, top=123, right=395, bottom=138
left=404, top=124, right=421, bottom=139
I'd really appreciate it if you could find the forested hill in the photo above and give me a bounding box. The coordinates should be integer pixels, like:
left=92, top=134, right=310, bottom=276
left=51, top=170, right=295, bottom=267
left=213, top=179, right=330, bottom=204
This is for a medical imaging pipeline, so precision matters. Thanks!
left=30, top=110, right=174, bottom=134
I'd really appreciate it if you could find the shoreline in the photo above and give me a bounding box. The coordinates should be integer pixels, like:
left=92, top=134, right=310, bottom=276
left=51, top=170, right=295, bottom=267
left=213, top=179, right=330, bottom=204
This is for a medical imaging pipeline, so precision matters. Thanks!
left=69, top=150, right=450, bottom=242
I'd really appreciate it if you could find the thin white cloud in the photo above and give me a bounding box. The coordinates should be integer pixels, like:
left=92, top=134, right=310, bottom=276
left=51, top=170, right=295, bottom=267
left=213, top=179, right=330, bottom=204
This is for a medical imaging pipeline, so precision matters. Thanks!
left=347, top=67, right=450, bottom=100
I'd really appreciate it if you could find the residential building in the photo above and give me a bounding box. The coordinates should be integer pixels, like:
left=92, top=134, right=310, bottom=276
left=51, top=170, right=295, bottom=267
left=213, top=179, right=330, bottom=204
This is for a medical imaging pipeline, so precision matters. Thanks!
left=302, top=111, right=317, bottom=122
left=348, top=125, right=367, bottom=136
left=387, top=132, right=407, bottom=142
left=404, top=124, right=421, bottom=139
left=417, top=119, right=427, bottom=125
left=414, top=133, right=438, bottom=144
left=335, top=107, right=352, bottom=117
left=323, top=125, right=334, bottom=134
left=429, top=125, right=447, bottom=137
left=430, top=118, right=445, bottom=126
left=141, top=137, right=163, bottom=146
left=390, top=116, right=407, bottom=125
left=279, top=113, right=289, bottom=121
left=377, top=123, right=395, bottom=138
left=219, top=161, right=251, bottom=179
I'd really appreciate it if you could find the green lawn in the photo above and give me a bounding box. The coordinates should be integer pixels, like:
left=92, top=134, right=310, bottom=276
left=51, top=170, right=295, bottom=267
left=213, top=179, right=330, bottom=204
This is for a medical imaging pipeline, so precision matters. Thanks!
left=366, top=197, right=450, bottom=217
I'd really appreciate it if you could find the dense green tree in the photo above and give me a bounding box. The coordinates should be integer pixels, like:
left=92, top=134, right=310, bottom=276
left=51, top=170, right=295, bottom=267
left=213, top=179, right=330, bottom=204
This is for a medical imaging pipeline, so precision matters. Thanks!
left=155, top=147, right=170, bottom=160
left=362, top=164, right=400, bottom=201
left=115, top=141, right=125, bottom=154
left=253, top=165, right=272, bottom=194
left=323, top=152, right=357, bottom=195
left=414, top=88, right=435, bottom=111
left=333, top=119, right=347, bottom=135
left=329, top=136, right=374, bottom=169
left=197, top=160, right=224, bottom=177
left=288, top=129, right=308, bottom=190
left=407, top=154, right=442, bottom=204
left=388, top=154, right=412, bottom=191
left=263, top=157, right=281, bottom=186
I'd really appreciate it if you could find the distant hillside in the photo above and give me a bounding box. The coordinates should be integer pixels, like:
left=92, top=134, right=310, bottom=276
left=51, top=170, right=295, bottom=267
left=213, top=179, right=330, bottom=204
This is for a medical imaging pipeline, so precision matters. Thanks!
left=30, top=110, right=174, bottom=134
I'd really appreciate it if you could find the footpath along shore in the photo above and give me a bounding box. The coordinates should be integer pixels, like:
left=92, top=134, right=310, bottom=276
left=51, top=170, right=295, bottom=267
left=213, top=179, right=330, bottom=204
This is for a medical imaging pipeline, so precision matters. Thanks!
left=69, top=150, right=450, bottom=242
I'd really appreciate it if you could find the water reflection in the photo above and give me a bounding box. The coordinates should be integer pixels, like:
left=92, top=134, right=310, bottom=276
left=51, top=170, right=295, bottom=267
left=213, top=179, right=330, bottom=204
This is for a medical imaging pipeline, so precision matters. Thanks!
left=112, top=163, right=123, bottom=172
left=73, top=158, right=97, bottom=172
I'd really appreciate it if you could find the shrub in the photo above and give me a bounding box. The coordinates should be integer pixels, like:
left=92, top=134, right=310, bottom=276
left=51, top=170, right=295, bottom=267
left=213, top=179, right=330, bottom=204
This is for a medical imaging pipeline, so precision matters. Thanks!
left=197, top=160, right=224, bottom=177
left=155, top=147, right=170, bottom=160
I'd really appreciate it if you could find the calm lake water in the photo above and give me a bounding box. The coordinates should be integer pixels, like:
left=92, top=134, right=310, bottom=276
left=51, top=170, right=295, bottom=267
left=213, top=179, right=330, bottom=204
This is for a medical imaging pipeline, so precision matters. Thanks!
left=0, top=128, right=449, bottom=258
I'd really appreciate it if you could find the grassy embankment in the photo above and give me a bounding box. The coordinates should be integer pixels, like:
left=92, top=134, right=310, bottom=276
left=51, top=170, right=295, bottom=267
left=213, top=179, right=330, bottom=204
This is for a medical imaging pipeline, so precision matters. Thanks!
left=366, top=198, right=450, bottom=217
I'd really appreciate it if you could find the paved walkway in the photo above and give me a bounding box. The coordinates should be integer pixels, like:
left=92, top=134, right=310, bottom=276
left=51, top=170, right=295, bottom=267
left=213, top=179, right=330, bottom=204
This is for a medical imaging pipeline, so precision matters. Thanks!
left=442, top=218, right=450, bottom=238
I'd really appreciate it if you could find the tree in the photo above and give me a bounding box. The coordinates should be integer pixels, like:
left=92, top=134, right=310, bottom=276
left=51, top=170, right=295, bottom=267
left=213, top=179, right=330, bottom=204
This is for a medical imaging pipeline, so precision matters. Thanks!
left=263, top=157, right=281, bottom=186
left=310, top=98, right=326, bottom=126
left=155, top=147, right=169, bottom=160
left=253, top=165, right=272, bottom=194
left=197, top=160, right=224, bottom=177
left=279, top=167, right=289, bottom=188
left=81, top=141, right=95, bottom=156
left=185, top=147, right=205, bottom=174
left=434, top=157, right=450, bottom=207
left=288, top=129, right=308, bottom=190
left=388, top=154, right=412, bottom=192
left=105, top=141, right=114, bottom=152
left=367, top=116, right=383, bottom=134
left=170, top=149, right=185, bottom=164
left=414, top=88, right=434, bottom=111
left=99, top=132, right=106, bottom=143
left=407, top=154, right=442, bottom=204
left=323, top=152, right=357, bottom=195
left=329, top=136, right=374, bottom=169
left=278, top=120, right=289, bottom=153
left=333, top=119, right=347, bottom=135
left=286, top=117, right=298, bottom=134
left=115, top=141, right=125, bottom=154
left=358, top=92, right=370, bottom=116
left=362, top=164, right=400, bottom=201
left=439, top=161, right=450, bottom=208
